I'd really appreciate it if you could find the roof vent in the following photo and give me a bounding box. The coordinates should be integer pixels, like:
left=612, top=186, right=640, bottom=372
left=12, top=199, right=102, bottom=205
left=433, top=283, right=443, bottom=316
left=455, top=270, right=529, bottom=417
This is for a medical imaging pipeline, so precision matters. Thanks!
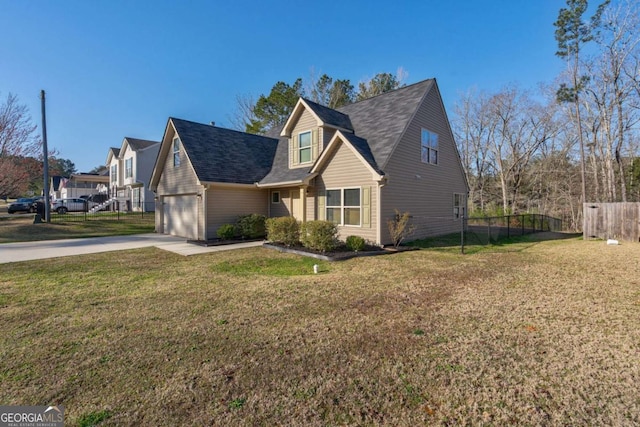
left=210, top=121, right=215, bottom=126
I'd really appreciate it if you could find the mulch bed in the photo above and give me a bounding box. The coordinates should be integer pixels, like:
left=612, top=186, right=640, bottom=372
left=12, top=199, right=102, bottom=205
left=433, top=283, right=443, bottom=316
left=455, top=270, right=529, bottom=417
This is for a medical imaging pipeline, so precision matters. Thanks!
left=263, top=242, right=417, bottom=261
left=187, top=237, right=265, bottom=247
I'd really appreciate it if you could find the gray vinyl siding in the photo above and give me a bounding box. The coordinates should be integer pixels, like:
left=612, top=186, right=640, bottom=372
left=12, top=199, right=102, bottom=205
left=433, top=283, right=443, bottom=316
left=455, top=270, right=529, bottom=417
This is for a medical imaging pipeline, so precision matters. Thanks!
left=305, top=186, right=316, bottom=220
left=156, top=138, right=201, bottom=196
left=269, top=188, right=291, bottom=218
left=155, top=131, right=203, bottom=235
left=205, top=186, right=268, bottom=239
left=381, top=84, right=468, bottom=243
left=291, top=109, right=317, bottom=138
left=269, top=189, right=291, bottom=217
left=316, top=142, right=378, bottom=243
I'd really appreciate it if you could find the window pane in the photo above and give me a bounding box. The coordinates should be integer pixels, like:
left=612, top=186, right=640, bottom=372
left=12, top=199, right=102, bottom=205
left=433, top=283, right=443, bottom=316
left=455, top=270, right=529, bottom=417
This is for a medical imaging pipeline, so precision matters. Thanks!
left=326, top=207, right=341, bottom=224
left=421, top=129, right=429, bottom=144
left=299, top=132, right=311, bottom=148
left=430, top=133, right=439, bottom=149
left=430, top=149, right=438, bottom=165
left=299, top=147, right=311, bottom=163
left=326, top=190, right=341, bottom=206
left=344, top=188, right=360, bottom=206
left=344, top=208, right=361, bottom=226
left=421, top=146, right=429, bottom=163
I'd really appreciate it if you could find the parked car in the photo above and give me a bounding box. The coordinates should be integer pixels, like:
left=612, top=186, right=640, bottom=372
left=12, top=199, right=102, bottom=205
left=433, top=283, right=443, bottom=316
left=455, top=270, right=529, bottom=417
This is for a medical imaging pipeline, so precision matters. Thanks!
left=52, top=198, right=89, bottom=214
left=8, top=197, right=38, bottom=214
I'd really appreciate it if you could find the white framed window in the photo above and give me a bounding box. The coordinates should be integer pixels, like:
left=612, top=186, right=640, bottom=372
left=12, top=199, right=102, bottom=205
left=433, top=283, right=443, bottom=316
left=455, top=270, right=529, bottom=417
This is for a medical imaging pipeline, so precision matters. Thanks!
left=110, top=164, right=117, bottom=183
left=173, top=137, right=181, bottom=167
left=421, top=129, right=439, bottom=165
left=271, top=191, right=280, bottom=204
left=133, top=187, right=141, bottom=208
left=454, top=193, right=466, bottom=220
left=298, top=131, right=312, bottom=164
left=326, top=188, right=361, bottom=226
left=125, top=158, right=133, bottom=179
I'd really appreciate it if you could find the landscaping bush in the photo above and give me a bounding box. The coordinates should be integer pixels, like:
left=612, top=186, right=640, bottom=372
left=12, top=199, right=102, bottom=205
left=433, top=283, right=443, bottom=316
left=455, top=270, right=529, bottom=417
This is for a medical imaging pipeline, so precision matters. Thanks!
left=266, top=217, right=300, bottom=247
left=237, top=214, right=266, bottom=239
left=387, top=209, right=416, bottom=248
left=300, top=220, right=338, bottom=252
left=345, top=235, right=366, bottom=252
left=216, top=223, right=237, bottom=240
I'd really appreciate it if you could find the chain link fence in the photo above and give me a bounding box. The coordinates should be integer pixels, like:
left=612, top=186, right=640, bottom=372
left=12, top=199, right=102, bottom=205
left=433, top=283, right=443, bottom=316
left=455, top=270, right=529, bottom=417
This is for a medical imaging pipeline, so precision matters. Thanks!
left=466, top=214, right=564, bottom=245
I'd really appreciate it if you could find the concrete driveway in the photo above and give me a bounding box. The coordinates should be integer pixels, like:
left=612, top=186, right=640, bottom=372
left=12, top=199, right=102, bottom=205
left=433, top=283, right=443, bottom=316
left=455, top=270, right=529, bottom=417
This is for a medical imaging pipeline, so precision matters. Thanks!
left=0, top=234, right=264, bottom=264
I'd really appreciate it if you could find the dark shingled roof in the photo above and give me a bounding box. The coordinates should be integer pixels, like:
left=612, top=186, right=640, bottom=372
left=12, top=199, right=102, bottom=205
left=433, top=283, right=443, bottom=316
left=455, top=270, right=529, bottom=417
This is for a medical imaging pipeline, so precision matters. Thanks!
left=301, top=98, right=353, bottom=131
left=259, top=80, right=434, bottom=184
left=108, top=147, right=120, bottom=157
left=125, top=137, right=159, bottom=151
left=171, top=118, right=279, bottom=184
left=337, top=79, right=434, bottom=169
left=259, top=125, right=313, bottom=185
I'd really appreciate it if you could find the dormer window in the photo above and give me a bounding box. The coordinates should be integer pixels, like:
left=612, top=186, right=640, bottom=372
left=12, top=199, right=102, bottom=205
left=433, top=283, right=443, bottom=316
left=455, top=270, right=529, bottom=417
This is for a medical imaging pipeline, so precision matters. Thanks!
left=290, top=129, right=318, bottom=168
left=299, top=131, right=312, bottom=163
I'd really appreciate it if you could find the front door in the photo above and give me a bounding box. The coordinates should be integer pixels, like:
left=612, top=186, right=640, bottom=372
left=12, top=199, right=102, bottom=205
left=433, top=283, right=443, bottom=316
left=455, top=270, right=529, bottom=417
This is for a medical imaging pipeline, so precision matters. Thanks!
left=291, top=190, right=302, bottom=220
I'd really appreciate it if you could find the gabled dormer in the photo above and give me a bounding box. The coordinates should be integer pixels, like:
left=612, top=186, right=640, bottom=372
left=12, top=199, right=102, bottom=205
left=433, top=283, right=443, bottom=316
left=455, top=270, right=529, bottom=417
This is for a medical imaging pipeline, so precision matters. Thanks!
left=280, top=98, right=354, bottom=169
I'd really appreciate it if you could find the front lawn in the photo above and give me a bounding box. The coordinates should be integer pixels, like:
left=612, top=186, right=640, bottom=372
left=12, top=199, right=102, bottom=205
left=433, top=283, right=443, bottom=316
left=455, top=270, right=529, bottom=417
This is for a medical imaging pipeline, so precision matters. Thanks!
left=1, top=237, right=638, bottom=425
left=0, top=216, right=155, bottom=243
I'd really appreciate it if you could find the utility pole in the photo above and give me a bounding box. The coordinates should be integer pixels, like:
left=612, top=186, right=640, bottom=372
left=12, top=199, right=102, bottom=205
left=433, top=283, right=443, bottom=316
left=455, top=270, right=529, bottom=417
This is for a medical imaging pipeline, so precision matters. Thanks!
left=41, top=90, right=50, bottom=222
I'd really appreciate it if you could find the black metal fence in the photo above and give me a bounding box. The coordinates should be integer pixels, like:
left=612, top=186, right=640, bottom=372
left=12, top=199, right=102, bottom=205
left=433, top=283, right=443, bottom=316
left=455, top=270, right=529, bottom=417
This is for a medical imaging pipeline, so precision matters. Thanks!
left=466, top=214, right=563, bottom=245
left=46, top=201, right=155, bottom=223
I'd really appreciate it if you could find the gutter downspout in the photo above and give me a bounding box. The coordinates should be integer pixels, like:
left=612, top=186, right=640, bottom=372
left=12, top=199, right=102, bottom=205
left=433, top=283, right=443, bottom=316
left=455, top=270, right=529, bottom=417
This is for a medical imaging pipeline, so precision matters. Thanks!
left=376, top=179, right=387, bottom=246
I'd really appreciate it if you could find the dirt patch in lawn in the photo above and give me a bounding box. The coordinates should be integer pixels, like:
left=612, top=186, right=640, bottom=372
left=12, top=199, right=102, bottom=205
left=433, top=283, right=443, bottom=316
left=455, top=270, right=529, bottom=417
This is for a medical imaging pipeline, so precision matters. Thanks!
left=1, top=237, right=639, bottom=425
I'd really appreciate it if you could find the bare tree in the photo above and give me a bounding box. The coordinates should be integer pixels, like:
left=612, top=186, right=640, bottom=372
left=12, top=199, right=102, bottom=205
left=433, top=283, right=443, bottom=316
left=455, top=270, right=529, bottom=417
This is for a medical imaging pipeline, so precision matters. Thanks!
left=453, top=88, right=495, bottom=213
left=228, top=93, right=257, bottom=132
left=0, top=93, right=40, bottom=197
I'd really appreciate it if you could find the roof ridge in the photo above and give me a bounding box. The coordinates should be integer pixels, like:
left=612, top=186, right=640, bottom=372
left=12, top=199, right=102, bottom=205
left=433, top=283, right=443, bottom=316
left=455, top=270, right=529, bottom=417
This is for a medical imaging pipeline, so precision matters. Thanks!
left=170, top=117, right=280, bottom=141
left=337, top=78, right=434, bottom=111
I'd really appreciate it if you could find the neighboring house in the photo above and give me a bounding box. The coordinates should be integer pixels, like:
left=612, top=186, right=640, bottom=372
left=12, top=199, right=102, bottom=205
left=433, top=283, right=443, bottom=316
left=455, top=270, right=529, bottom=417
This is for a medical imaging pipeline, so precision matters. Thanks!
left=107, top=137, right=160, bottom=211
left=50, top=173, right=109, bottom=199
left=150, top=79, right=468, bottom=244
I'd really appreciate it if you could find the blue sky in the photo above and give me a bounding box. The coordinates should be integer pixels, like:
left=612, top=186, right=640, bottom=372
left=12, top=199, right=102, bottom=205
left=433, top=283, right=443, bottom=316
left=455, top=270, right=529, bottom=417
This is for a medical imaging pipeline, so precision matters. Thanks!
left=2, top=0, right=567, bottom=172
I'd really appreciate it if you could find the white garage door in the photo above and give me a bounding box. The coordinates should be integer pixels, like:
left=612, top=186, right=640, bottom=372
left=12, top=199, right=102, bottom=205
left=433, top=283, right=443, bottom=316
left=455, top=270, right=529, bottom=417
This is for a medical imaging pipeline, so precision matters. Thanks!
left=163, top=195, right=198, bottom=239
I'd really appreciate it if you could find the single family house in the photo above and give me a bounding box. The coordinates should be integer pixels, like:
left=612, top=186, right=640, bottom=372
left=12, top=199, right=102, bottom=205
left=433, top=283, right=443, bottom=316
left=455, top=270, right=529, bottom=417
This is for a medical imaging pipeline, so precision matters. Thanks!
left=150, top=78, right=468, bottom=245
left=107, top=137, right=160, bottom=212
left=49, top=173, right=109, bottom=200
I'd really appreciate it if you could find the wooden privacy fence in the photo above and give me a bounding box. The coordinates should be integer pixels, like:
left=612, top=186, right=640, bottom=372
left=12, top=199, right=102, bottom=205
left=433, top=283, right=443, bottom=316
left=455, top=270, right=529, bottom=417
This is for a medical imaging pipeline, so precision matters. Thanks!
left=583, top=203, right=640, bottom=242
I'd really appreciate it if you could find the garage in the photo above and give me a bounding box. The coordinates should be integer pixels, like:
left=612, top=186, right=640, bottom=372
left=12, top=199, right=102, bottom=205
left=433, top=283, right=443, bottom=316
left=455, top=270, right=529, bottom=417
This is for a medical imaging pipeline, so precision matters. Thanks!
left=162, top=195, right=198, bottom=239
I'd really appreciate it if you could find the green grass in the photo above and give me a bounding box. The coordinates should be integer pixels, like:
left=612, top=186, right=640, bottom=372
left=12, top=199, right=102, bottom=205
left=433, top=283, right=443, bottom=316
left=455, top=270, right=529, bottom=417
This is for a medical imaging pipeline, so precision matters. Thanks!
left=1, top=237, right=639, bottom=425
left=0, top=216, right=155, bottom=243
left=212, top=256, right=328, bottom=276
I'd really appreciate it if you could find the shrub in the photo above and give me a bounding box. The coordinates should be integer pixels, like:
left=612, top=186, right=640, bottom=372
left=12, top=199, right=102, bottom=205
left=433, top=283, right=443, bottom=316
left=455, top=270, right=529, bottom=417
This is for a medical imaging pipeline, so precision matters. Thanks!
left=300, top=220, right=338, bottom=252
left=345, top=235, right=366, bottom=252
left=216, top=223, right=237, bottom=240
left=266, top=217, right=300, bottom=247
left=387, top=209, right=416, bottom=248
left=237, top=213, right=266, bottom=239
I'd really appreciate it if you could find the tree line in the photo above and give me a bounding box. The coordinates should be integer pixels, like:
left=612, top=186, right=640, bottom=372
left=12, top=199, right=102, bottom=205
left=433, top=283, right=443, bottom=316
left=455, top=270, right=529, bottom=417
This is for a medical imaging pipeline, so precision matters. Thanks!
left=453, top=0, right=640, bottom=230
left=231, top=71, right=407, bottom=134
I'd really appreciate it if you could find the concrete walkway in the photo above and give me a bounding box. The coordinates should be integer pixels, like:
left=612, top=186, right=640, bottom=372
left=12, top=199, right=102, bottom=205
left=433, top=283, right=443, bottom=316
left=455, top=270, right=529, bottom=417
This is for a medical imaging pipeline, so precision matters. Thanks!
left=0, top=234, right=264, bottom=264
